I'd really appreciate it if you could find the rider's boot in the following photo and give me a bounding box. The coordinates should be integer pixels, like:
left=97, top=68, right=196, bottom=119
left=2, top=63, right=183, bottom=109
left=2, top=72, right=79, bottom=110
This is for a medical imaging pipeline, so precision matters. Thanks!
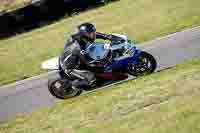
left=71, top=79, right=91, bottom=90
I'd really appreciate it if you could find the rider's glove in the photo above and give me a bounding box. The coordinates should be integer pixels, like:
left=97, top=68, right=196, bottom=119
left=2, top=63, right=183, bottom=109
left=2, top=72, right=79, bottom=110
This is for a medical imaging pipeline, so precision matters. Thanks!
left=106, top=34, right=113, bottom=40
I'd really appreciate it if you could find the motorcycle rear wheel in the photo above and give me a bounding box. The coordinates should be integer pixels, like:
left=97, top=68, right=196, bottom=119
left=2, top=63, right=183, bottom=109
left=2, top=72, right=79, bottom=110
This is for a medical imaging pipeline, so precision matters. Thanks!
left=128, top=51, right=157, bottom=77
left=48, top=77, right=82, bottom=99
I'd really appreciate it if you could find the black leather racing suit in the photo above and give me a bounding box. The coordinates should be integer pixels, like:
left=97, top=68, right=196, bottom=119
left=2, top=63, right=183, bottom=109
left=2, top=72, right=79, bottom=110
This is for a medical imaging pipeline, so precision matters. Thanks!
left=59, top=32, right=112, bottom=89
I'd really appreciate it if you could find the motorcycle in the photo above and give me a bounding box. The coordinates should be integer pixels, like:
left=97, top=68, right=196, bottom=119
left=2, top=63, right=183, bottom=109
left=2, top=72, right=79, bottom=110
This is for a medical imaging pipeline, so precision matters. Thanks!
left=42, top=34, right=157, bottom=99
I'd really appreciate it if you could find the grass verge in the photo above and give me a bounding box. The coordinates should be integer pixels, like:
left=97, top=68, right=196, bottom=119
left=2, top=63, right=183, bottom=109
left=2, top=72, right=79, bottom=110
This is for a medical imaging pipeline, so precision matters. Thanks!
left=0, top=59, right=200, bottom=132
left=0, top=0, right=31, bottom=13
left=1, top=0, right=200, bottom=85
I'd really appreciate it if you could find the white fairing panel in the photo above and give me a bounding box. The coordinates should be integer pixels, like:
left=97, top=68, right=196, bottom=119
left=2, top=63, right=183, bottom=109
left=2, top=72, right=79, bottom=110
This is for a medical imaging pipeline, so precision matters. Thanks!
left=41, top=57, right=59, bottom=70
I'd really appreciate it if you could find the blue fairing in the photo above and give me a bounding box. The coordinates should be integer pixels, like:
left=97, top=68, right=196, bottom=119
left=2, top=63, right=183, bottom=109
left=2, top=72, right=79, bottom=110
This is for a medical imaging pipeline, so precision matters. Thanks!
left=111, top=48, right=141, bottom=71
left=86, top=40, right=142, bottom=72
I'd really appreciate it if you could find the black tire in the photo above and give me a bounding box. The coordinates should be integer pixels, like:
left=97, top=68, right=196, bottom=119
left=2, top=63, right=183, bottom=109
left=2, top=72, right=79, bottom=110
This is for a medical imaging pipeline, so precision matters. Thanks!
left=128, top=51, right=157, bottom=77
left=48, top=77, right=83, bottom=99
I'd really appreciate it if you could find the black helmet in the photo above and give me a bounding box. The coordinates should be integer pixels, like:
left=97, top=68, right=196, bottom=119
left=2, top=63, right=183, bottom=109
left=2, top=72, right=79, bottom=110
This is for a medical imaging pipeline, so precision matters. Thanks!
left=78, top=23, right=96, bottom=34
left=76, top=23, right=97, bottom=43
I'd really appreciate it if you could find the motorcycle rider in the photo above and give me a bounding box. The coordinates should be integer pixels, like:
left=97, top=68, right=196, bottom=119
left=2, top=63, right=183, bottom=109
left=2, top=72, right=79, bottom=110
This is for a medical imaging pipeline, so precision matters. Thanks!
left=59, top=22, right=113, bottom=90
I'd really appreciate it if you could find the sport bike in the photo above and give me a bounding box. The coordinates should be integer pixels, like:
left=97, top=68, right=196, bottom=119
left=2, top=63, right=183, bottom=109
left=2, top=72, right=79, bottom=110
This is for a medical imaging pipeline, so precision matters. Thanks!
left=42, top=34, right=157, bottom=99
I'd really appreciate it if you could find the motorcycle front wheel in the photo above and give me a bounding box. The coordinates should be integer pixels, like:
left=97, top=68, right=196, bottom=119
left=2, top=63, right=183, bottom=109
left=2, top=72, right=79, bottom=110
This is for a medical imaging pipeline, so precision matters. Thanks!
left=48, top=77, right=83, bottom=99
left=128, top=51, right=157, bottom=77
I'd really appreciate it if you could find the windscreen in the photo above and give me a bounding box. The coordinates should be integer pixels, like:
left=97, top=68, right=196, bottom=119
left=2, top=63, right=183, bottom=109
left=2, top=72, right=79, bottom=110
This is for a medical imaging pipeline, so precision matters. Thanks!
left=86, top=42, right=109, bottom=60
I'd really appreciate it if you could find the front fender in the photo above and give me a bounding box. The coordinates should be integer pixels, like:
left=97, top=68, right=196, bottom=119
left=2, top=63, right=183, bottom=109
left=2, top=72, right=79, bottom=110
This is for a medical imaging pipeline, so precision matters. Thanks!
left=132, top=48, right=141, bottom=59
left=129, top=48, right=142, bottom=65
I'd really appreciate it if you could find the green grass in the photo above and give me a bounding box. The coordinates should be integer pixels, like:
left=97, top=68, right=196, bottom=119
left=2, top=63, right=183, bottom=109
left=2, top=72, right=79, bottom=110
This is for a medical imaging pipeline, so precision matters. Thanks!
left=1, top=0, right=200, bottom=86
left=0, top=59, right=200, bottom=133
left=0, top=0, right=31, bottom=13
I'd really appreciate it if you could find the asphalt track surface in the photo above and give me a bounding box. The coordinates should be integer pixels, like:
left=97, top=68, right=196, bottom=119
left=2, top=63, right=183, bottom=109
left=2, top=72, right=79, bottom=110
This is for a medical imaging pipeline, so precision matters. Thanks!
left=0, top=26, right=200, bottom=123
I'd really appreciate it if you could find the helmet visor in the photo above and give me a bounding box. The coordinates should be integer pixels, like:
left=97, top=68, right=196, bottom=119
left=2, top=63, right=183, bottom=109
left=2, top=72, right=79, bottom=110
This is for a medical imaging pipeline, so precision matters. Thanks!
left=88, top=26, right=96, bottom=33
